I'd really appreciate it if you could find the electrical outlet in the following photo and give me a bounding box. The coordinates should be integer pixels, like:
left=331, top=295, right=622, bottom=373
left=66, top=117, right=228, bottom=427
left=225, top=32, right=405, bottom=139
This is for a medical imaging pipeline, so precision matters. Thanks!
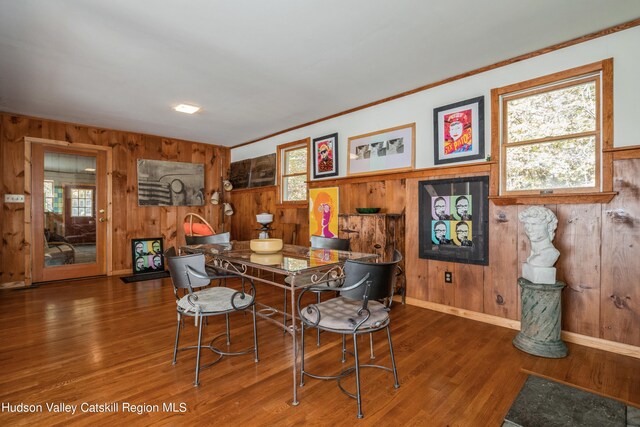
left=4, top=194, right=25, bottom=203
left=444, top=271, right=453, bottom=283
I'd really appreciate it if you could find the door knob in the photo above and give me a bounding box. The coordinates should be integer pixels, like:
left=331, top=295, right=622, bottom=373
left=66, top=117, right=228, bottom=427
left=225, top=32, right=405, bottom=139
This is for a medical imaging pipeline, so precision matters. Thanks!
left=99, top=217, right=107, bottom=223
left=99, top=209, right=105, bottom=214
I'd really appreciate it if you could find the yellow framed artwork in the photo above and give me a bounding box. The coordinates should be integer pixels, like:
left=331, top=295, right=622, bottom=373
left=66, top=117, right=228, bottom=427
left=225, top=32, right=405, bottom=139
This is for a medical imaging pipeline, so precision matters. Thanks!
left=309, top=187, right=339, bottom=241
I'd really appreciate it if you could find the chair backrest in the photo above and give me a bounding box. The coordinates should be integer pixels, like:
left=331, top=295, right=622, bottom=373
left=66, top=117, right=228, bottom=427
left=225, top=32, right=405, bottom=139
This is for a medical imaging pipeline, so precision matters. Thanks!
left=185, top=232, right=231, bottom=245
left=341, top=250, right=402, bottom=302
left=166, top=253, right=210, bottom=290
left=310, top=235, right=350, bottom=251
left=164, top=246, right=177, bottom=258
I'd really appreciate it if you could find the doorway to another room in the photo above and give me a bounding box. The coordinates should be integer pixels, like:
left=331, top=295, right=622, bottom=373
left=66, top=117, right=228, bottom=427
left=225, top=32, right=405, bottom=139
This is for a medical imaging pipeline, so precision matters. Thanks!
left=30, top=141, right=110, bottom=283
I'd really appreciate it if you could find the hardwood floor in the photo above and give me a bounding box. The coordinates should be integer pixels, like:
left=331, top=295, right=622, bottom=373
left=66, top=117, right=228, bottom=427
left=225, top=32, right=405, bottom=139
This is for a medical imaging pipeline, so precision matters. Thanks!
left=0, top=276, right=638, bottom=426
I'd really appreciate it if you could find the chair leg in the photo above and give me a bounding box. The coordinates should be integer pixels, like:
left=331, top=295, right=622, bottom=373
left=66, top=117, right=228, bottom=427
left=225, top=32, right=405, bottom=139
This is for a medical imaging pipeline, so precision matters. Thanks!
left=252, top=304, right=259, bottom=362
left=283, top=289, right=287, bottom=334
left=316, top=293, right=321, bottom=346
left=225, top=313, right=231, bottom=345
left=341, top=335, right=347, bottom=363
left=172, top=312, right=181, bottom=365
left=386, top=326, right=400, bottom=389
left=353, top=333, right=363, bottom=419
left=369, top=333, right=375, bottom=359
left=299, top=322, right=306, bottom=386
left=194, top=317, right=204, bottom=387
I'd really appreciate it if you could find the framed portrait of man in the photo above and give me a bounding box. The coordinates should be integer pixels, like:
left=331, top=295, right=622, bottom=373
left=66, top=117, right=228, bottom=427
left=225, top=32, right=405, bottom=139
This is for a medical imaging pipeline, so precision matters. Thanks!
left=312, top=133, right=339, bottom=179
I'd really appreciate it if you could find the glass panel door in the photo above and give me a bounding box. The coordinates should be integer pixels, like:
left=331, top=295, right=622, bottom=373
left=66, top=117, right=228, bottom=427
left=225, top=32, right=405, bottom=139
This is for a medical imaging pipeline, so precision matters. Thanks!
left=44, top=152, right=97, bottom=266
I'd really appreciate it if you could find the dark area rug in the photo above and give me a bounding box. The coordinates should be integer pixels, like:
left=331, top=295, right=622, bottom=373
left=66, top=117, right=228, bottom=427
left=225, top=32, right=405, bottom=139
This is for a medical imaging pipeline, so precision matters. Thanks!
left=503, top=375, right=638, bottom=427
left=120, top=271, right=170, bottom=283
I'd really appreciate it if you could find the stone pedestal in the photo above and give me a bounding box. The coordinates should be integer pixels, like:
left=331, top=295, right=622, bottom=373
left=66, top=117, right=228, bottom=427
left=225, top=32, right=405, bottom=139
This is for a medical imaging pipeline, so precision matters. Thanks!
left=513, top=278, right=568, bottom=358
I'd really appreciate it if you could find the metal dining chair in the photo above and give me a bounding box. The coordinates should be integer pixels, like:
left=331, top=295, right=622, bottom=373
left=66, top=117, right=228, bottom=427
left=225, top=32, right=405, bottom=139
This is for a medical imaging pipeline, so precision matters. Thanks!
left=166, top=251, right=258, bottom=386
left=284, top=235, right=350, bottom=344
left=184, top=231, right=231, bottom=246
left=183, top=231, right=238, bottom=281
left=296, top=250, right=402, bottom=418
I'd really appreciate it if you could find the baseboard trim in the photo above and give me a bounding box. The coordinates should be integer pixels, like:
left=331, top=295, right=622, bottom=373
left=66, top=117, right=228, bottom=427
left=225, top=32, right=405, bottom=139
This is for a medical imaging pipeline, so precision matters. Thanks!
left=397, top=296, right=640, bottom=359
left=560, top=331, right=640, bottom=359
left=0, top=281, right=27, bottom=289
left=111, top=269, right=130, bottom=276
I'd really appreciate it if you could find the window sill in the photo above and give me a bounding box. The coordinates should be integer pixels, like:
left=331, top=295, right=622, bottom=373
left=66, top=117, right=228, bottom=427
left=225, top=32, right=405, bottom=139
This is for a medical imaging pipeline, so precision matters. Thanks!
left=276, top=202, right=309, bottom=209
left=489, top=192, right=617, bottom=206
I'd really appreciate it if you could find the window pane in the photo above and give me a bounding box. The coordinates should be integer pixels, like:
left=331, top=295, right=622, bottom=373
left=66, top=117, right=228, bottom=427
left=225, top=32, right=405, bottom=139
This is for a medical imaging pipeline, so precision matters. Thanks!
left=283, top=175, right=307, bottom=201
left=285, top=148, right=307, bottom=174
left=505, top=137, right=596, bottom=191
left=506, top=81, right=596, bottom=143
left=44, top=181, right=54, bottom=197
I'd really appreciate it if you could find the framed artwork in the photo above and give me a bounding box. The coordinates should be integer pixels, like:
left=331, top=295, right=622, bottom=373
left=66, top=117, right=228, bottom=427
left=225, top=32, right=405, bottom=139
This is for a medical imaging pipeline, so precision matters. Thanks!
left=433, top=96, right=485, bottom=165
left=312, top=133, right=339, bottom=179
left=229, top=153, right=276, bottom=189
left=418, top=176, right=489, bottom=265
left=137, top=159, right=204, bottom=206
left=347, top=123, right=415, bottom=176
left=131, top=237, right=165, bottom=275
left=309, top=187, right=339, bottom=241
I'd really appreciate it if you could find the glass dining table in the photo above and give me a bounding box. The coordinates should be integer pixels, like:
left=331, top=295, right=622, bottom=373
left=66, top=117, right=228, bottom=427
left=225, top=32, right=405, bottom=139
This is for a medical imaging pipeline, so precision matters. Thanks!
left=180, top=241, right=378, bottom=405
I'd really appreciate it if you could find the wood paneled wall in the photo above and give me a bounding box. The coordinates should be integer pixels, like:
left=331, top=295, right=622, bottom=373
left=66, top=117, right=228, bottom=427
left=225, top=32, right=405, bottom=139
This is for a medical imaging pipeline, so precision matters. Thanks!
left=0, top=113, right=229, bottom=282
left=228, top=157, right=640, bottom=348
left=227, top=186, right=308, bottom=244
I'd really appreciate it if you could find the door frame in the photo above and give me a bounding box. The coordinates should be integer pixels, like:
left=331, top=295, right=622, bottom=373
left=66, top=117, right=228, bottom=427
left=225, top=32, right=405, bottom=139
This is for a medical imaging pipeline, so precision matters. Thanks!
left=25, top=137, right=113, bottom=285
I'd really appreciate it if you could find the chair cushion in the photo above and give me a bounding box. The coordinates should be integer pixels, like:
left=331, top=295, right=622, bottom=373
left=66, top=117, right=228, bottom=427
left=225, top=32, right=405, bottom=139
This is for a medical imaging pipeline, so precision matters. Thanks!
left=183, top=222, right=214, bottom=236
left=177, top=287, right=252, bottom=314
left=300, top=297, right=388, bottom=331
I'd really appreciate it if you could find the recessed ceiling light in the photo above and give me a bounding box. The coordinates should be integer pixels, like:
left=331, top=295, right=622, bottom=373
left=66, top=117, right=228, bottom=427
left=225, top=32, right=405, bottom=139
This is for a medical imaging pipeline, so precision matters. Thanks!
left=174, top=104, right=200, bottom=114
left=84, top=168, right=96, bottom=172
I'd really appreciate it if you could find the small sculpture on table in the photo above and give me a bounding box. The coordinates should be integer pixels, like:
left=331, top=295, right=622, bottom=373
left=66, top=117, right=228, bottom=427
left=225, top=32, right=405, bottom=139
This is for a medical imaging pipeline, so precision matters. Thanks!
left=513, top=206, right=568, bottom=358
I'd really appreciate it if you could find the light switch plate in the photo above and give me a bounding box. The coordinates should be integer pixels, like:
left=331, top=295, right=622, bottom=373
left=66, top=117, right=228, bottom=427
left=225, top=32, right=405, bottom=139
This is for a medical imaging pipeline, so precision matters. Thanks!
left=4, top=194, right=25, bottom=203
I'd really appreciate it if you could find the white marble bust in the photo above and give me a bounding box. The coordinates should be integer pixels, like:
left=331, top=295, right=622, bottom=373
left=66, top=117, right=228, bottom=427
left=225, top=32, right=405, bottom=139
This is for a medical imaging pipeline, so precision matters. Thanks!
left=518, top=206, right=560, bottom=283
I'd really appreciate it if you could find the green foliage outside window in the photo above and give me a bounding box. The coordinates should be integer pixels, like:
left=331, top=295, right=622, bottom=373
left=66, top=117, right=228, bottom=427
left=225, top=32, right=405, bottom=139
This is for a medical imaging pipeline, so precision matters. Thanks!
left=281, top=145, right=308, bottom=202
left=504, top=78, right=598, bottom=193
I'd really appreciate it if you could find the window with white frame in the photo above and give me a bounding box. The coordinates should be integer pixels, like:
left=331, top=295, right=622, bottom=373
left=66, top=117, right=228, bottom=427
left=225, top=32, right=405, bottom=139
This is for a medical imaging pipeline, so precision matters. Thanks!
left=44, top=180, right=55, bottom=213
left=70, top=188, right=93, bottom=217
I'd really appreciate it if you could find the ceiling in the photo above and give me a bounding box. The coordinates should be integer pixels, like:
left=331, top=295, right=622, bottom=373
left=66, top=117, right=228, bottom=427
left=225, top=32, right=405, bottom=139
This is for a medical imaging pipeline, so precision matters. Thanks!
left=1, top=1, right=639, bottom=148
left=44, top=152, right=96, bottom=175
